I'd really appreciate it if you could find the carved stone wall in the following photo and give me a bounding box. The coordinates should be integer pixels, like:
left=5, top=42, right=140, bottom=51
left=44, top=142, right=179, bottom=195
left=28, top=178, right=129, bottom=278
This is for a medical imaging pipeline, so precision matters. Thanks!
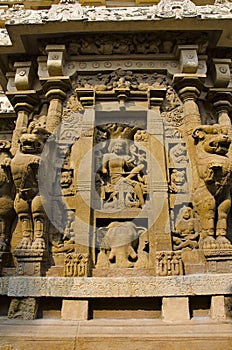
left=0, top=0, right=231, bottom=330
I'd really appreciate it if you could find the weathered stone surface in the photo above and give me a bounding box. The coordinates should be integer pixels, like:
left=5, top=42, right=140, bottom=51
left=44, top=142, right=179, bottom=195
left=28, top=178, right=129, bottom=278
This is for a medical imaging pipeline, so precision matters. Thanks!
left=61, top=300, right=88, bottom=320
left=0, top=0, right=232, bottom=344
left=210, top=295, right=227, bottom=321
left=8, top=297, right=38, bottom=320
left=0, top=274, right=231, bottom=298
left=0, top=319, right=232, bottom=350
left=162, top=297, right=190, bottom=322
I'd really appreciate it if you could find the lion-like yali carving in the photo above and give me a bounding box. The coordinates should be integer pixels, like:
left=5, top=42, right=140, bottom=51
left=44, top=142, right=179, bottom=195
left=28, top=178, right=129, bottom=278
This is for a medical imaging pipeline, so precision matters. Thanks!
left=8, top=125, right=50, bottom=250
left=192, top=124, right=232, bottom=249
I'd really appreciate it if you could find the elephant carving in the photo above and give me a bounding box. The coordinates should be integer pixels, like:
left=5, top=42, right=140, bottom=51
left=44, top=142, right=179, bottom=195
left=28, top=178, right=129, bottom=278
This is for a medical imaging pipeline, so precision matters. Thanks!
left=96, top=221, right=147, bottom=268
left=192, top=124, right=232, bottom=249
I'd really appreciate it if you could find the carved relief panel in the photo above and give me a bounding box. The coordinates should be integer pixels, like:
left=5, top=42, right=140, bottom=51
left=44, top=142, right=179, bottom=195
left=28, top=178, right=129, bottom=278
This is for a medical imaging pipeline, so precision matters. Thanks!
left=1, top=58, right=232, bottom=279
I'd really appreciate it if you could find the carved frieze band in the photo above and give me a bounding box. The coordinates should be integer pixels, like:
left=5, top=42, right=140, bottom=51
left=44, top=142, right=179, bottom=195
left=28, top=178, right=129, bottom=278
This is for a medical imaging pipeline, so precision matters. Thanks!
left=40, top=60, right=207, bottom=77
left=0, top=0, right=231, bottom=27
left=2, top=274, right=232, bottom=298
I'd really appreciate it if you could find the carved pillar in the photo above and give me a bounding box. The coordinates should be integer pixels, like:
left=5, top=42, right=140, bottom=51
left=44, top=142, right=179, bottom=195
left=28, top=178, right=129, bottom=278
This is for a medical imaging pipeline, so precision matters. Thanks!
left=42, top=78, right=71, bottom=133
left=174, top=77, right=202, bottom=134
left=208, top=59, right=232, bottom=128
left=6, top=62, right=38, bottom=155
left=173, top=46, right=206, bottom=205
left=174, top=46, right=204, bottom=134
left=147, top=89, right=172, bottom=260
left=39, top=45, right=71, bottom=133
left=8, top=100, right=34, bottom=155
left=208, top=89, right=232, bottom=127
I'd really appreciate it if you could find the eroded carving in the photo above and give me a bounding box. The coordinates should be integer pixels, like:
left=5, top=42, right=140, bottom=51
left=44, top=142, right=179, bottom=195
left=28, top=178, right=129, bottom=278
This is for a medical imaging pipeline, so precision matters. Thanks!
left=156, top=0, right=197, bottom=19
left=50, top=210, right=75, bottom=254
left=64, top=253, right=91, bottom=277
left=161, top=87, right=184, bottom=127
left=169, top=169, right=188, bottom=193
left=192, top=125, right=232, bottom=249
left=169, top=143, right=188, bottom=165
left=156, top=251, right=183, bottom=276
left=172, top=206, right=199, bottom=251
left=75, top=69, right=168, bottom=92
left=8, top=297, right=38, bottom=320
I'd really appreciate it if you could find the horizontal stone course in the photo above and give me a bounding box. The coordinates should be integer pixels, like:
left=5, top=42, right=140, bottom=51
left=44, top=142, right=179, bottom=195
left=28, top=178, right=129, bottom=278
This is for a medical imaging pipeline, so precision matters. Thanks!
left=0, top=274, right=231, bottom=298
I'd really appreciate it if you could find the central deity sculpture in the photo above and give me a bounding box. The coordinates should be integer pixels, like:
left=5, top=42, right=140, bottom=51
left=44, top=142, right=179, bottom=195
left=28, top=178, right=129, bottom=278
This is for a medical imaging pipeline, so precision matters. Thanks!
left=100, top=139, right=147, bottom=209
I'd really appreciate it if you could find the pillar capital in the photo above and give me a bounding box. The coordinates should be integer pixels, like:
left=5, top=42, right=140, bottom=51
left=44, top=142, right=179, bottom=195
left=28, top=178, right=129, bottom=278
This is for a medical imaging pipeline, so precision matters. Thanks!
left=41, top=77, right=71, bottom=101
left=208, top=88, right=232, bottom=127
left=6, top=91, right=38, bottom=113
left=149, top=88, right=167, bottom=109
left=173, top=76, right=204, bottom=102
left=208, top=88, right=232, bottom=114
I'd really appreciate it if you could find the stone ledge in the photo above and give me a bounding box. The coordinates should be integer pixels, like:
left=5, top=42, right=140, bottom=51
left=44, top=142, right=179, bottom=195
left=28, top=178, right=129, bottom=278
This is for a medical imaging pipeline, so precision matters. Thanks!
left=0, top=319, right=232, bottom=350
left=0, top=274, right=231, bottom=298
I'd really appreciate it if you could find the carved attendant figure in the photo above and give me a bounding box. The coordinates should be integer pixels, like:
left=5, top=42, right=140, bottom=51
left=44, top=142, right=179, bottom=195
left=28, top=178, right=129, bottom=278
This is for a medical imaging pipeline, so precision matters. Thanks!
left=172, top=206, right=199, bottom=250
left=192, top=125, right=232, bottom=249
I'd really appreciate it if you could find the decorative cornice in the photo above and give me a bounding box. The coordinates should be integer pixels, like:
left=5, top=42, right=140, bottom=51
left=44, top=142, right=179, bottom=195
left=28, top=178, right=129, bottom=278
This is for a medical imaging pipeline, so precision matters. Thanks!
left=0, top=0, right=231, bottom=28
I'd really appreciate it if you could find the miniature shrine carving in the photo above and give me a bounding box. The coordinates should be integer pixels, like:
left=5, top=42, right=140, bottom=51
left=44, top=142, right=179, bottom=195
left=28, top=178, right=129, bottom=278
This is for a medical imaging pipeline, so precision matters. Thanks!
left=156, top=251, right=183, bottom=276
left=64, top=253, right=90, bottom=277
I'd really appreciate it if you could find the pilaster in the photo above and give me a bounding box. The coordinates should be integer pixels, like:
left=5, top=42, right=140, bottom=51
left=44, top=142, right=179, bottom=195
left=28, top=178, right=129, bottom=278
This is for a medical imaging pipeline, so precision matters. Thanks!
left=39, top=45, right=71, bottom=133
left=5, top=62, right=39, bottom=155
left=208, top=59, right=232, bottom=128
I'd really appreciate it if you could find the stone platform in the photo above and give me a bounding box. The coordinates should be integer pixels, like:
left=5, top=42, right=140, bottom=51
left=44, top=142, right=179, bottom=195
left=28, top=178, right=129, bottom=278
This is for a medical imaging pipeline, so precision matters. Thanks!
left=0, top=318, right=232, bottom=350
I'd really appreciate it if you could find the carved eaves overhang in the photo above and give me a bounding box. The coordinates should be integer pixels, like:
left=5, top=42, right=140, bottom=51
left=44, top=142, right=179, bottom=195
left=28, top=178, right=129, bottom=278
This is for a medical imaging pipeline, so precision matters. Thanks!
left=0, top=0, right=232, bottom=54
left=0, top=0, right=218, bottom=9
left=0, top=0, right=231, bottom=93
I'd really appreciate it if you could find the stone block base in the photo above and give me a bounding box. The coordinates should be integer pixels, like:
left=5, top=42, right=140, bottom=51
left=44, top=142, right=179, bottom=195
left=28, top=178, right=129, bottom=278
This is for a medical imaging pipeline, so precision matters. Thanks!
left=162, top=297, right=190, bottom=322
left=61, top=300, right=88, bottom=320
left=210, top=295, right=227, bottom=321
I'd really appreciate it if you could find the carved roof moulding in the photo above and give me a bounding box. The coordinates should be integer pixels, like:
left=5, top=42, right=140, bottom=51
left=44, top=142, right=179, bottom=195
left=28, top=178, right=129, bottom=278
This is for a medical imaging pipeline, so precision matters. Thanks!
left=0, top=0, right=231, bottom=27
left=0, top=0, right=231, bottom=58
left=0, top=0, right=222, bottom=9
left=38, top=31, right=211, bottom=58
